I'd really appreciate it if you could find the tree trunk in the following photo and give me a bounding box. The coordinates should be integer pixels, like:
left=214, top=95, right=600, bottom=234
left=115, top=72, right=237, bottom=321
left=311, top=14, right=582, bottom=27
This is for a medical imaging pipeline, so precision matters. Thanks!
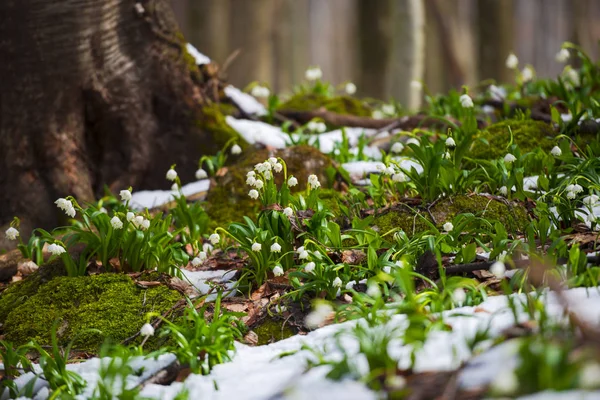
left=0, top=0, right=235, bottom=245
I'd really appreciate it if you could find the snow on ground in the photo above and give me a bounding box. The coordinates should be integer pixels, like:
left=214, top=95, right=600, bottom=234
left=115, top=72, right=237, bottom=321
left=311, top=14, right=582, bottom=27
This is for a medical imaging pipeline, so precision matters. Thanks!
left=181, top=269, right=237, bottom=300
left=225, top=116, right=290, bottom=148
left=8, top=287, right=599, bottom=400
left=130, top=179, right=210, bottom=211
left=223, top=86, right=268, bottom=117
left=185, top=44, right=210, bottom=65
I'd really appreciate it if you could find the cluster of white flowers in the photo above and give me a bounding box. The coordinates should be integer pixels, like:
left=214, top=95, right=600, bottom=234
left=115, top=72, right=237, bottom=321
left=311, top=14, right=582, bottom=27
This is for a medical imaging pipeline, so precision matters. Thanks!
left=251, top=85, right=270, bottom=98
left=231, top=144, right=242, bottom=155
left=55, top=198, right=76, bottom=218
left=555, top=48, right=570, bottom=63
left=390, top=142, right=404, bottom=154
left=307, top=120, right=327, bottom=133
left=120, top=189, right=132, bottom=202
left=566, top=183, right=584, bottom=200
left=195, top=168, right=208, bottom=180
left=166, top=167, right=177, bottom=181
left=5, top=227, right=19, bottom=241
left=459, top=94, right=474, bottom=108
left=127, top=212, right=150, bottom=230
left=191, top=251, right=208, bottom=267
left=305, top=66, right=322, bottom=81
left=376, top=163, right=407, bottom=183
left=344, top=82, right=357, bottom=95
left=505, top=53, right=519, bottom=69
left=48, top=243, right=66, bottom=256
left=305, top=302, right=333, bottom=329
left=504, top=153, right=517, bottom=164
left=550, top=146, right=562, bottom=157
left=297, top=246, right=309, bottom=260
left=307, top=174, right=321, bottom=189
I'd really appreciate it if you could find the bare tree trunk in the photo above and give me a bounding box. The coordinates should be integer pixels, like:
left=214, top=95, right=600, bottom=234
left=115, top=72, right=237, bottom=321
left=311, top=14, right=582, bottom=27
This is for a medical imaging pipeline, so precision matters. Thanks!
left=188, top=0, right=231, bottom=64
left=0, top=0, right=237, bottom=243
left=477, top=0, right=514, bottom=84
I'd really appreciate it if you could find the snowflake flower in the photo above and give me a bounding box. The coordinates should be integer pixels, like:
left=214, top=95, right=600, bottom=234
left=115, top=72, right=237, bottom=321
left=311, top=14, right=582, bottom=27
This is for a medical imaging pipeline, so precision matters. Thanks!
left=273, top=265, right=284, bottom=277
left=499, top=186, right=508, bottom=196
left=551, top=146, right=562, bottom=157
left=504, top=153, right=517, bottom=164
left=307, top=121, right=326, bottom=133
left=288, top=176, right=298, bottom=187
left=253, top=179, right=264, bottom=189
left=305, top=66, right=322, bottom=81
left=382, top=104, right=395, bottom=115
left=126, top=212, right=135, bottom=222
left=366, top=284, right=381, bottom=298
left=459, top=94, right=474, bottom=108
left=246, top=176, right=256, bottom=186
left=452, top=288, right=466, bottom=306
left=249, top=189, right=259, bottom=199
left=490, top=261, right=506, bottom=278
left=345, top=82, right=357, bottom=95
left=390, top=142, right=404, bottom=153
left=195, top=169, right=208, bottom=180
left=304, top=262, right=316, bottom=273
left=55, top=198, right=76, bottom=217
left=443, top=222, right=454, bottom=232
left=392, top=172, right=407, bottom=183
left=166, top=168, right=177, bottom=181
left=332, top=277, right=342, bottom=288
left=120, top=189, right=132, bottom=202
left=231, top=144, right=242, bottom=155
left=298, top=249, right=309, bottom=260
left=141, top=219, right=150, bottom=230
left=406, top=138, right=420, bottom=146
left=273, top=163, right=283, bottom=173
left=555, top=48, right=570, bottom=63
left=345, top=281, right=355, bottom=290
left=48, top=243, right=66, bottom=256
left=191, top=256, right=202, bottom=267
left=305, top=303, right=333, bottom=329
left=443, top=151, right=451, bottom=160
left=307, top=174, right=321, bottom=189
left=140, top=323, right=155, bottom=337
left=521, top=66, right=534, bottom=82
left=583, top=195, right=599, bottom=207
left=445, top=137, right=456, bottom=147
left=505, top=53, right=519, bottom=69
left=5, top=227, right=19, bottom=240
left=251, top=242, right=262, bottom=252
left=209, top=233, right=220, bottom=245
left=283, top=207, right=294, bottom=218
left=567, top=190, right=577, bottom=200
left=110, top=216, right=123, bottom=230
left=251, top=85, right=270, bottom=98
left=270, top=242, right=282, bottom=252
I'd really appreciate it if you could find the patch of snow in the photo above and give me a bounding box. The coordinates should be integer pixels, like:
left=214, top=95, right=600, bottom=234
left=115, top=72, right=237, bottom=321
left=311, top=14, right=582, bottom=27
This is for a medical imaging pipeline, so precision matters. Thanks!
left=130, top=179, right=210, bottom=211
left=185, top=44, right=211, bottom=65
left=225, top=116, right=290, bottom=149
left=224, top=86, right=268, bottom=117
left=181, top=269, right=237, bottom=300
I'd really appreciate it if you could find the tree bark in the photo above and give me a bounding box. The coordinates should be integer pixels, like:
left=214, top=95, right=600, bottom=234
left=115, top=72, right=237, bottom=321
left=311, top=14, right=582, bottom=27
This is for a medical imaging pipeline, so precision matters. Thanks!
left=0, top=0, right=234, bottom=245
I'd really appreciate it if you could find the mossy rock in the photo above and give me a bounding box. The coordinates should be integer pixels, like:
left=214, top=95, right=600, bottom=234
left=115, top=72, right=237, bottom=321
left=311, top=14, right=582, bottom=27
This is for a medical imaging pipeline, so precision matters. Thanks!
left=205, top=145, right=334, bottom=228
left=252, top=318, right=295, bottom=346
left=372, top=195, right=529, bottom=237
left=470, top=119, right=556, bottom=160
left=0, top=271, right=182, bottom=352
left=278, top=93, right=371, bottom=117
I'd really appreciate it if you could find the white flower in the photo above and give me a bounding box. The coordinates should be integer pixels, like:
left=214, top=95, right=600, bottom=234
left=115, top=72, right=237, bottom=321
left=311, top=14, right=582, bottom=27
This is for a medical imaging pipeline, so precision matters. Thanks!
left=270, top=242, right=282, bottom=252
left=133, top=215, right=144, bottom=228
left=445, top=137, right=456, bottom=148
left=366, top=284, right=381, bottom=298
left=555, top=48, right=570, bottom=63
left=332, top=277, right=342, bottom=288
left=110, top=216, right=123, bottom=230
left=392, top=172, right=407, bottom=183
left=273, top=265, right=284, bottom=277
left=268, top=157, right=278, bottom=166
left=195, top=168, right=208, bottom=179
left=251, top=242, right=262, bottom=252
left=567, top=190, right=577, bottom=200
left=246, top=176, right=256, bottom=186
left=283, top=207, right=294, bottom=217
left=48, top=243, right=66, bottom=256
left=383, top=166, right=395, bottom=176
left=490, top=261, right=506, bottom=278
left=345, top=281, right=355, bottom=290
left=141, top=219, right=150, bottom=230
left=521, top=66, right=534, bottom=82
left=563, top=67, right=580, bottom=86
left=499, top=186, right=508, bottom=196
left=382, top=104, right=395, bottom=115
left=459, top=94, right=474, bottom=108
left=504, top=153, right=517, bottom=164
left=505, top=53, right=519, bottom=69
left=406, top=138, right=420, bottom=146
left=253, top=179, right=264, bottom=189
left=65, top=205, right=76, bottom=218
left=304, top=262, right=316, bottom=273
left=307, top=174, right=321, bottom=189
left=247, top=171, right=256, bottom=178
left=452, top=288, right=467, bottom=306
left=249, top=189, right=259, bottom=199
left=580, top=362, right=600, bottom=389
left=273, top=163, right=283, bottom=173
left=99, top=207, right=108, bottom=214
left=386, top=375, right=407, bottom=390
left=288, top=176, right=298, bottom=187
left=395, top=260, right=405, bottom=268
left=251, top=85, right=270, bottom=98
left=491, top=369, right=518, bottom=395
left=305, top=303, right=333, bottom=329
left=390, top=142, right=404, bottom=154
left=202, top=243, right=213, bottom=253
left=372, top=110, right=384, bottom=120
left=209, top=233, right=220, bottom=245
left=120, top=189, right=132, bottom=202
left=5, top=227, right=19, bottom=240
left=583, top=195, right=599, bottom=207
left=296, top=246, right=304, bottom=254
left=307, top=121, right=326, bottom=133
left=191, top=256, right=202, bottom=267
left=171, top=183, right=179, bottom=191
left=443, top=151, right=451, bottom=160
left=572, top=184, right=583, bottom=193
left=55, top=198, right=70, bottom=211
left=298, top=250, right=309, bottom=260
left=443, top=222, right=454, bottom=232
left=551, top=146, right=562, bottom=157
left=126, top=212, right=135, bottom=222
left=166, top=168, right=177, bottom=181
left=230, top=144, right=242, bottom=155
left=497, top=251, right=508, bottom=262
left=140, top=323, right=155, bottom=337
left=345, top=82, right=357, bottom=95
left=305, top=66, right=322, bottom=81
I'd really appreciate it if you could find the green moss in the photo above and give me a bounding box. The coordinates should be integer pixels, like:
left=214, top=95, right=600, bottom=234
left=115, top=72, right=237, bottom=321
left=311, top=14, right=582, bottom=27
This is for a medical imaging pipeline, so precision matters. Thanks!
left=252, top=318, right=295, bottom=346
left=372, top=195, right=529, bottom=237
left=470, top=119, right=556, bottom=160
left=1, top=273, right=181, bottom=352
left=278, top=93, right=371, bottom=117
left=205, top=145, right=334, bottom=228
left=196, top=103, right=247, bottom=151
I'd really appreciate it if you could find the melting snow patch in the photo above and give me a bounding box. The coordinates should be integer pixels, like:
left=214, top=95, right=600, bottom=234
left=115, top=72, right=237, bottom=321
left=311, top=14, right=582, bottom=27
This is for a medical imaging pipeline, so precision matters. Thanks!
left=130, top=179, right=210, bottom=210
left=185, top=43, right=211, bottom=65
left=226, top=116, right=290, bottom=149
left=224, top=86, right=267, bottom=117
